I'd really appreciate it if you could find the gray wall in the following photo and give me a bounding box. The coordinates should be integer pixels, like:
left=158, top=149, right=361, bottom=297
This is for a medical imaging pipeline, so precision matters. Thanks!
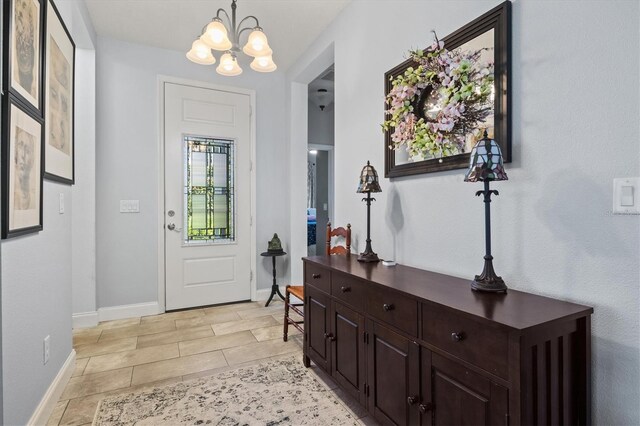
left=287, top=1, right=640, bottom=424
left=314, top=151, right=329, bottom=254
left=95, top=37, right=289, bottom=308
left=1, top=2, right=96, bottom=422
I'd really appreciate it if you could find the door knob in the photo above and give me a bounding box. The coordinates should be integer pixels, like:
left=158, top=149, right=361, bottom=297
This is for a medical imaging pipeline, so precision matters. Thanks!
left=166, top=223, right=182, bottom=232
left=419, top=402, right=434, bottom=413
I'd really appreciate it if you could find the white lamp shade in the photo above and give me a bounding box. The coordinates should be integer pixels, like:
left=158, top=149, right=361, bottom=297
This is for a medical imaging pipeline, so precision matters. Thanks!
left=186, top=39, right=216, bottom=65
left=216, top=53, right=243, bottom=76
left=201, top=20, right=232, bottom=51
left=250, top=55, right=277, bottom=72
left=242, top=29, right=272, bottom=57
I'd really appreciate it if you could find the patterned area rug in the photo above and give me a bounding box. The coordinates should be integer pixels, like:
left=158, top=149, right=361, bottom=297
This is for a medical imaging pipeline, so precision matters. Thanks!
left=93, top=355, right=358, bottom=425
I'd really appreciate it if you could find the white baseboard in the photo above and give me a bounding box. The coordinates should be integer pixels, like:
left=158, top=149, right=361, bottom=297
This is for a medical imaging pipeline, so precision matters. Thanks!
left=28, top=350, right=76, bottom=426
left=98, top=302, right=161, bottom=322
left=255, top=286, right=302, bottom=304
left=72, top=311, right=99, bottom=329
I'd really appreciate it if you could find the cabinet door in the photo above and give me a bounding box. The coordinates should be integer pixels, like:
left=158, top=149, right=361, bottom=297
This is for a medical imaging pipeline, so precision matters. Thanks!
left=305, top=284, right=331, bottom=371
left=423, top=352, right=508, bottom=426
left=331, top=302, right=366, bottom=405
left=367, top=320, right=420, bottom=426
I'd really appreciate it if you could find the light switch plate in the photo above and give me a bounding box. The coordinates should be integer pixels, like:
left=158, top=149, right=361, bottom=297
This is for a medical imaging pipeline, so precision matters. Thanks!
left=613, top=178, right=640, bottom=214
left=120, top=200, right=140, bottom=213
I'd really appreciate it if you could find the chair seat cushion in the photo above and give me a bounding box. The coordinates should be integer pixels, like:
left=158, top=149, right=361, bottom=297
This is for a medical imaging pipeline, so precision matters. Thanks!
left=287, top=285, right=304, bottom=300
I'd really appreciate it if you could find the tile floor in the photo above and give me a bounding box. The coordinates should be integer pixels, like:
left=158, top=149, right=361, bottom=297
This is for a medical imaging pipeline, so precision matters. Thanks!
left=48, top=300, right=377, bottom=425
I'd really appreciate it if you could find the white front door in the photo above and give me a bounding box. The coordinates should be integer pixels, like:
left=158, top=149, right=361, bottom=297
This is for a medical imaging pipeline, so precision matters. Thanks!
left=164, top=82, right=252, bottom=310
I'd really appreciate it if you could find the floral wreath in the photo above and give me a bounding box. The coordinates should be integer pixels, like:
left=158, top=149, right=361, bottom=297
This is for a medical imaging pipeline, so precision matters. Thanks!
left=382, top=33, right=494, bottom=160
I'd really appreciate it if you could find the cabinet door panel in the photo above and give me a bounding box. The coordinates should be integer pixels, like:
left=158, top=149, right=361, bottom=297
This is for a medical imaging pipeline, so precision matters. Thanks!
left=368, top=321, right=420, bottom=426
left=332, top=302, right=366, bottom=404
left=429, top=353, right=508, bottom=426
left=306, top=285, right=330, bottom=371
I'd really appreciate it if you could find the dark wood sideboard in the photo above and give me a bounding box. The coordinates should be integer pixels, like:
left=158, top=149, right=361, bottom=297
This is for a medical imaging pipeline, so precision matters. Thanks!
left=302, top=255, right=593, bottom=426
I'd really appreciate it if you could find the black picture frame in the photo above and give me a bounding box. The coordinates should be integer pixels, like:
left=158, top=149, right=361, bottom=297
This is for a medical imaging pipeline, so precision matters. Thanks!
left=3, top=0, right=46, bottom=116
left=43, top=0, right=75, bottom=184
left=1, top=93, right=44, bottom=239
left=384, top=1, right=511, bottom=178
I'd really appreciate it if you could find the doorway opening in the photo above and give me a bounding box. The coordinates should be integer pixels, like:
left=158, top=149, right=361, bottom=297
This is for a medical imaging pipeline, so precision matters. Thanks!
left=306, top=66, right=335, bottom=256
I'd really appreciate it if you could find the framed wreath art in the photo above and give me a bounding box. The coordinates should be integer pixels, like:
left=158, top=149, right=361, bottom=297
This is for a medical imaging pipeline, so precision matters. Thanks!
left=383, top=1, right=511, bottom=178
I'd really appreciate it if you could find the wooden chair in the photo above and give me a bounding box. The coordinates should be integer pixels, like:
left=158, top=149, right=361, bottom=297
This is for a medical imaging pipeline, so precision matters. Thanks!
left=284, top=222, right=352, bottom=343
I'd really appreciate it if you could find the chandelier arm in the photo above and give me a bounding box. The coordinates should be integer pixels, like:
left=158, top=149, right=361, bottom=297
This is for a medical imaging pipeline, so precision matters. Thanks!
left=237, top=15, right=260, bottom=33
left=215, top=8, right=233, bottom=30
left=236, top=25, right=257, bottom=42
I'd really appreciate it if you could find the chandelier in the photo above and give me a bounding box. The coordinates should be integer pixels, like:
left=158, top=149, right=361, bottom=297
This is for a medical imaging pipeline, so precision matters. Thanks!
left=186, top=0, right=277, bottom=76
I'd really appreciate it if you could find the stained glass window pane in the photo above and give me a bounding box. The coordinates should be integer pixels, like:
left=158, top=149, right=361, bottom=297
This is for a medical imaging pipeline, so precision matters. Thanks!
left=184, top=136, right=234, bottom=243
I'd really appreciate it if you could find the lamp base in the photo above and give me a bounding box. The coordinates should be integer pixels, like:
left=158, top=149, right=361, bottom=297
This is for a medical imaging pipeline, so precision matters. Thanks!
left=357, top=251, right=380, bottom=263
left=470, top=255, right=507, bottom=293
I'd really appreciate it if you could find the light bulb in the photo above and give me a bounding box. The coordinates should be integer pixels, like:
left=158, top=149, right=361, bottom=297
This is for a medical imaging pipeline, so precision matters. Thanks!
left=186, top=39, right=215, bottom=65
left=216, top=52, right=242, bottom=76
left=201, top=19, right=232, bottom=51
left=250, top=55, right=277, bottom=72
left=243, top=28, right=272, bottom=57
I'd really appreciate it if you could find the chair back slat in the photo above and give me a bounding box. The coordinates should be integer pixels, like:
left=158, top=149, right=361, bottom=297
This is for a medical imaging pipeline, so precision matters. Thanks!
left=326, top=222, right=351, bottom=256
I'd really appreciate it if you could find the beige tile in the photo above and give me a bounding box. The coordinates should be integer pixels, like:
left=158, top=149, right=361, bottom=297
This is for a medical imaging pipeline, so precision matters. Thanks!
left=251, top=324, right=299, bottom=342
left=72, top=329, right=102, bottom=347
left=202, top=301, right=260, bottom=315
left=131, top=351, right=227, bottom=386
left=98, top=320, right=176, bottom=341
left=72, top=358, right=89, bottom=377
left=84, top=343, right=180, bottom=375
left=75, top=337, right=138, bottom=359
left=140, top=309, right=205, bottom=325
left=178, top=330, right=256, bottom=356
left=137, top=325, right=214, bottom=348
left=61, top=367, right=132, bottom=400
left=236, top=304, right=286, bottom=320
left=211, top=315, right=278, bottom=336
left=175, top=311, right=241, bottom=329
left=222, top=338, right=300, bottom=365
left=96, top=317, right=141, bottom=330
left=59, top=393, right=102, bottom=426
left=46, top=399, right=68, bottom=426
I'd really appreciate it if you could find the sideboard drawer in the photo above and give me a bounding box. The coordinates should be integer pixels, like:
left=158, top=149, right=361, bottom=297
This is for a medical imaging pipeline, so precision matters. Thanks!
left=305, top=264, right=330, bottom=293
left=331, top=272, right=365, bottom=310
left=367, top=287, right=418, bottom=337
left=422, top=302, right=509, bottom=379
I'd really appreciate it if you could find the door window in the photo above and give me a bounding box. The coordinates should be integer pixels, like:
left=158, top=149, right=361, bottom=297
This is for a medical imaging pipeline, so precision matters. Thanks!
left=184, top=136, right=235, bottom=244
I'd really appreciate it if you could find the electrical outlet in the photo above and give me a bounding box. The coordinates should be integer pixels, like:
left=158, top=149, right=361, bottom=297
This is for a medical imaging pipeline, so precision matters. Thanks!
left=44, top=335, right=50, bottom=364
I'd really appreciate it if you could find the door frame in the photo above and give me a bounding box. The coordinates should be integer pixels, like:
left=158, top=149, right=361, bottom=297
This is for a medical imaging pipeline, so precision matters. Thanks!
left=156, top=75, right=257, bottom=312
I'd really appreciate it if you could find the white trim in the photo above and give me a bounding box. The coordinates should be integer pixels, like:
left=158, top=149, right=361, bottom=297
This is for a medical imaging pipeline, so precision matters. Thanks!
left=97, top=302, right=160, bottom=322
left=157, top=75, right=257, bottom=311
left=255, top=287, right=302, bottom=304
left=27, top=350, right=76, bottom=426
left=72, top=311, right=99, bottom=329
left=289, top=44, right=335, bottom=284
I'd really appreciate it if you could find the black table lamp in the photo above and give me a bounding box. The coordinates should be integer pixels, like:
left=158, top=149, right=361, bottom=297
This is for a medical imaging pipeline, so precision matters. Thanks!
left=464, top=131, right=508, bottom=292
left=356, top=161, right=382, bottom=262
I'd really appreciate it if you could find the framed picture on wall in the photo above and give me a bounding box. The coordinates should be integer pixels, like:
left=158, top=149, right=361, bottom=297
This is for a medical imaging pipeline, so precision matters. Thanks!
left=44, top=0, right=74, bottom=184
left=5, top=0, right=45, bottom=114
left=2, top=95, right=44, bottom=238
left=384, top=1, right=511, bottom=178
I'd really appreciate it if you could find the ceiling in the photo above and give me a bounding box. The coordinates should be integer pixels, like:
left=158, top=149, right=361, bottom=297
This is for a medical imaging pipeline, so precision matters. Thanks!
left=84, top=0, right=350, bottom=71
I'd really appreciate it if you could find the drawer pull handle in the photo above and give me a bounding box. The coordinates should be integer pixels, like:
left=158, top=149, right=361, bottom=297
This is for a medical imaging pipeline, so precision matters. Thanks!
left=312, top=273, right=321, bottom=279
left=324, top=333, right=336, bottom=341
left=407, top=396, right=418, bottom=405
left=383, top=303, right=395, bottom=312
left=451, top=332, right=465, bottom=342
left=340, top=286, right=351, bottom=293
left=419, top=403, right=434, bottom=413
